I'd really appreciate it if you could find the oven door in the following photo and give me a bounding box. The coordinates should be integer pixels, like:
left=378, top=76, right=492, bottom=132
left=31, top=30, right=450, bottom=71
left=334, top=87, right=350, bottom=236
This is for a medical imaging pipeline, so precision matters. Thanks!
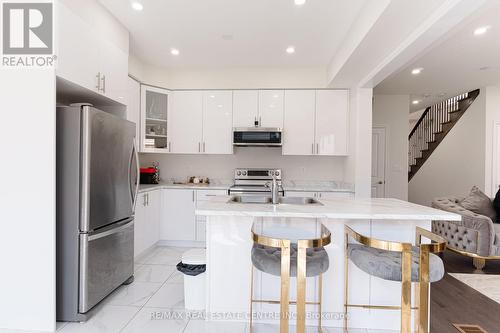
left=233, top=128, right=282, bottom=147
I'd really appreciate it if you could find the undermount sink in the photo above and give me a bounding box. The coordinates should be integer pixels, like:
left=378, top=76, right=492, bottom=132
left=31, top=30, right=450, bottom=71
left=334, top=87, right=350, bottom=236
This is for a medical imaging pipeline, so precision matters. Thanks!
left=227, top=195, right=323, bottom=206
left=277, top=196, right=323, bottom=206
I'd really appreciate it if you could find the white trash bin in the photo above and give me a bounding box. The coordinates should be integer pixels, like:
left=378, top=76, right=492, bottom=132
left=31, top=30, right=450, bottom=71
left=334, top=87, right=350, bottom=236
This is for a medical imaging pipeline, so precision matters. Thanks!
left=179, top=248, right=206, bottom=311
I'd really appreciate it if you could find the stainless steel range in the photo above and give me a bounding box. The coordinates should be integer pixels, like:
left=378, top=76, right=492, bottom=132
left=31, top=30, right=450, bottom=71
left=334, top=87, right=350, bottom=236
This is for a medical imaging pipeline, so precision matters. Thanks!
left=229, top=168, right=284, bottom=197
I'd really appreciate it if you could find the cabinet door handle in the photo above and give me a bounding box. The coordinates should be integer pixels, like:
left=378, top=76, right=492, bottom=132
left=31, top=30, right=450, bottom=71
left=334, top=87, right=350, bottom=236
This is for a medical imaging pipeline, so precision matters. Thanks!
left=312, top=143, right=314, bottom=154
left=168, top=142, right=171, bottom=152
left=95, top=72, right=101, bottom=91
left=101, top=75, right=106, bottom=94
left=203, top=142, right=206, bottom=153
left=192, top=191, right=195, bottom=202
left=146, top=193, right=149, bottom=206
left=143, top=194, right=147, bottom=206
left=259, top=116, right=262, bottom=127
left=316, top=143, right=319, bottom=155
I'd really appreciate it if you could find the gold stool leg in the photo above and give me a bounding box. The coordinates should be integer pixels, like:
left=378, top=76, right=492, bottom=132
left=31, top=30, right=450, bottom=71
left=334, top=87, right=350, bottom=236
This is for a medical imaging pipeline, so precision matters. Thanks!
left=249, top=265, right=254, bottom=333
left=297, top=241, right=307, bottom=333
left=401, top=250, right=412, bottom=333
left=280, top=243, right=291, bottom=333
left=414, top=282, right=420, bottom=333
left=419, top=248, right=430, bottom=333
left=343, top=233, right=349, bottom=333
left=318, top=274, right=323, bottom=333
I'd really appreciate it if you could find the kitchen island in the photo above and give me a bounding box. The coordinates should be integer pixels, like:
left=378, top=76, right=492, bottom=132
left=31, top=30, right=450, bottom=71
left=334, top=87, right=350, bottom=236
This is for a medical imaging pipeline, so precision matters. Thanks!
left=195, top=196, right=460, bottom=331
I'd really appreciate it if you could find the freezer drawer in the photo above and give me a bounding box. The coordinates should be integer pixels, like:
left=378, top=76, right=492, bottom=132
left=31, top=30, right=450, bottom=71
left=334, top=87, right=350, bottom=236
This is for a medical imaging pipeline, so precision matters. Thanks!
left=79, top=219, right=134, bottom=313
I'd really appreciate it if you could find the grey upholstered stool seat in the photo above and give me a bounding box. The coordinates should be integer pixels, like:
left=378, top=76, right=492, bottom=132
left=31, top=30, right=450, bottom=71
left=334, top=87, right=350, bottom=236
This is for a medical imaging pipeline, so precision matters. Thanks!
left=251, top=243, right=329, bottom=277
left=347, top=244, right=445, bottom=282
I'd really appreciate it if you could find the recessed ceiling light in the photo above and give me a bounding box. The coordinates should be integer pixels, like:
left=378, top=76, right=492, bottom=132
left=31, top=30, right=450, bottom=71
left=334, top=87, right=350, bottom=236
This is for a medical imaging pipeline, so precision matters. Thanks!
left=295, top=0, right=306, bottom=5
left=286, top=46, right=295, bottom=54
left=412, top=100, right=420, bottom=105
left=411, top=67, right=423, bottom=75
left=131, top=2, right=143, bottom=11
left=170, top=48, right=180, bottom=56
left=474, top=26, right=490, bottom=36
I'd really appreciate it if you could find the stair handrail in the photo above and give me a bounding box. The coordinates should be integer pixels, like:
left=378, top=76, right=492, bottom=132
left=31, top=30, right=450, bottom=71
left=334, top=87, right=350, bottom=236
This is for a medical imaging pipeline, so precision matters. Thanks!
left=408, top=106, right=431, bottom=140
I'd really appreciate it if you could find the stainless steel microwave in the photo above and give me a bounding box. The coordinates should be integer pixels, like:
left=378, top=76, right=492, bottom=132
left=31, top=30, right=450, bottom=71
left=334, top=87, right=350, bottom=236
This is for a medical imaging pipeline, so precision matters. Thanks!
left=233, top=127, right=282, bottom=147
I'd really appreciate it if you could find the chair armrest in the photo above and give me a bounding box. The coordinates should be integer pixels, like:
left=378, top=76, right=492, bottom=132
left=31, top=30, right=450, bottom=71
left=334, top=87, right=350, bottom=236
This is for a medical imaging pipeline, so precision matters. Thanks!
left=432, top=198, right=495, bottom=256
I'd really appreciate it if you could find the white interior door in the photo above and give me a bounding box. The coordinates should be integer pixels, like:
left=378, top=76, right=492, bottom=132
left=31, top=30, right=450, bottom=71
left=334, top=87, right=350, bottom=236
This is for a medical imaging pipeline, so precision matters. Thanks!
left=371, top=127, right=386, bottom=198
left=492, top=122, right=500, bottom=197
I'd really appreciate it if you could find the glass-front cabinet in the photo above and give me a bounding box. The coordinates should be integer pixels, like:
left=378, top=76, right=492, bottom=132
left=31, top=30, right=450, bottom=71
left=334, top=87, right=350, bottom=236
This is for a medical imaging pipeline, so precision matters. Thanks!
left=140, top=85, right=170, bottom=152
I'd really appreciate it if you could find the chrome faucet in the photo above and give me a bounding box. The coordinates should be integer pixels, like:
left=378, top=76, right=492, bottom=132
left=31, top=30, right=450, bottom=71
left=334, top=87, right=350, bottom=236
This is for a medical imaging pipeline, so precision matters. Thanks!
left=265, top=174, right=281, bottom=204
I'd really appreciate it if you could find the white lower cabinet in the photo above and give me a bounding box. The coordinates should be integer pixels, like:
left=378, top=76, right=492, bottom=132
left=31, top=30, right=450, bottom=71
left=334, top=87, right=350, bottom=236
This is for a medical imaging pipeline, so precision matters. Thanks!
left=160, top=188, right=228, bottom=243
left=134, top=190, right=161, bottom=258
left=161, top=189, right=197, bottom=241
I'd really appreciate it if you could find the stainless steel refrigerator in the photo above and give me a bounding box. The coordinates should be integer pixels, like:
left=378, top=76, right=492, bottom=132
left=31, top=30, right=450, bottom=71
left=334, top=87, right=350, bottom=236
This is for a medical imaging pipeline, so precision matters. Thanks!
left=56, top=105, right=139, bottom=322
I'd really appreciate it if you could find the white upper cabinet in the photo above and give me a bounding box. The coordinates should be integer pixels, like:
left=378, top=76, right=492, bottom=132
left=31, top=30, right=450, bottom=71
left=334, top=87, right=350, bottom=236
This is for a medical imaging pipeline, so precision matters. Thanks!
left=57, top=3, right=100, bottom=92
left=233, top=90, right=259, bottom=128
left=141, top=85, right=170, bottom=153
left=259, top=90, right=284, bottom=128
left=125, top=78, right=141, bottom=146
left=169, top=91, right=204, bottom=154
left=56, top=2, right=128, bottom=103
left=98, top=38, right=128, bottom=102
left=283, top=90, right=316, bottom=155
left=315, top=90, right=349, bottom=156
left=202, top=91, right=233, bottom=154
left=283, top=89, right=349, bottom=156
left=233, top=90, right=284, bottom=128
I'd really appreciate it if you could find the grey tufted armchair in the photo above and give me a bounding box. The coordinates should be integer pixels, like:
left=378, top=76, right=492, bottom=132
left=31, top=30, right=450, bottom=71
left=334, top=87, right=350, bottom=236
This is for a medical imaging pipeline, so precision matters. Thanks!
left=432, top=197, right=500, bottom=270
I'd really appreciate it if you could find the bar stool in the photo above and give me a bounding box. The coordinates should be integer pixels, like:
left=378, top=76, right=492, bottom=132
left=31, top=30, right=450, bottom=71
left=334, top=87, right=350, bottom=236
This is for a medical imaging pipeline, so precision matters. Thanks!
left=249, top=223, right=331, bottom=333
left=344, top=226, right=447, bottom=333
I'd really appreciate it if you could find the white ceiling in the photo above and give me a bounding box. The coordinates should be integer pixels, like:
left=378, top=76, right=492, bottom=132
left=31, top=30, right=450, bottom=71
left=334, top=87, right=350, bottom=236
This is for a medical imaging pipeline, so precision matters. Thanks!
left=375, top=1, right=500, bottom=112
left=99, top=0, right=368, bottom=68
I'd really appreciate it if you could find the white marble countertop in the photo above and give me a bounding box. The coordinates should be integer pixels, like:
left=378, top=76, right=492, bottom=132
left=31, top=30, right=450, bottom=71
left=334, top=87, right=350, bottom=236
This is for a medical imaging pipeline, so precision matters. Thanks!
left=139, top=181, right=231, bottom=193
left=195, top=196, right=461, bottom=221
left=139, top=180, right=354, bottom=194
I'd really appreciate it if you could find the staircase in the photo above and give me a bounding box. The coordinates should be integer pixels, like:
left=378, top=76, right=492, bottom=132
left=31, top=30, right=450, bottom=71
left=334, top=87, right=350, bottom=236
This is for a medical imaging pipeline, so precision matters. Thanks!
left=408, top=89, right=480, bottom=181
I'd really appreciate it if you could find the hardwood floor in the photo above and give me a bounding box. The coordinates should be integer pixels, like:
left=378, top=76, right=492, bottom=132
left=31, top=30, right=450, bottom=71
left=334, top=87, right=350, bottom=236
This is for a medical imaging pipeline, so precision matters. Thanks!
left=430, top=251, right=500, bottom=333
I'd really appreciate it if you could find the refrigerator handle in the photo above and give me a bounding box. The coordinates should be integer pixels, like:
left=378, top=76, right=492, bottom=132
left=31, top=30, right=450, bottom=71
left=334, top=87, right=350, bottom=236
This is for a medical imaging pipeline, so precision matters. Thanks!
left=130, top=138, right=140, bottom=211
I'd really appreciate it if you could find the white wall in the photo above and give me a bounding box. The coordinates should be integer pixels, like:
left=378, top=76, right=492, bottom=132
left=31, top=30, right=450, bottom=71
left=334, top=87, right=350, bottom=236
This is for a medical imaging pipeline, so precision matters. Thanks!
left=373, top=95, right=409, bottom=200
left=409, top=90, right=486, bottom=206
left=484, top=86, right=500, bottom=196
left=0, top=68, right=56, bottom=331
left=129, top=58, right=328, bottom=89
left=345, top=88, right=373, bottom=198
left=140, top=148, right=346, bottom=183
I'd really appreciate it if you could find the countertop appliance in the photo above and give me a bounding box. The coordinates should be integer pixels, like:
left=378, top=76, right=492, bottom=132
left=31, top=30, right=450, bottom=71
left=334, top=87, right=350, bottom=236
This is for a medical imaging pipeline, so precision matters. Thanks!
left=56, top=105, right=139, bottom=321
left=229, top=168, right=284, bottom=197
left=233, top=127, right=282, bottom=147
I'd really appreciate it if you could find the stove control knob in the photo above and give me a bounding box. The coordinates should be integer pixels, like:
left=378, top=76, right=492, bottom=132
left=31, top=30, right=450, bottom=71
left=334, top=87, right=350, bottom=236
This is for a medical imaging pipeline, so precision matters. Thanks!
left=275, top=171, right=280, bottom=177
left=242, top=171, right=247, bottom=176
left=236, top=171, right=242, bottom=176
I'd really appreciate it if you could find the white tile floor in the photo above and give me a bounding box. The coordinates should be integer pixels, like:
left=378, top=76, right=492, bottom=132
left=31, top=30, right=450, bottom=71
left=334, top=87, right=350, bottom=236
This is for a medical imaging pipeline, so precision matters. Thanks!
left=54, top=246, right=396, bottom=333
